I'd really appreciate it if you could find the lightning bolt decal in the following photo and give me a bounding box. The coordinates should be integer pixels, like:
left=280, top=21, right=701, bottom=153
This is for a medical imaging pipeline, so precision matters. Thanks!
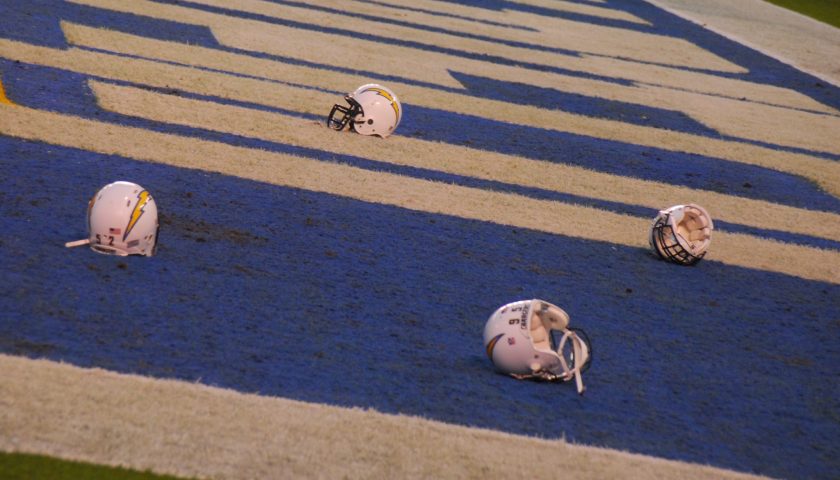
left=0, top=73, right=15, bottom=105
left=124, top=190, right=150, bottom=241
left=362, top=87, right=400, bottom=120
left=485, top=333, right=505, bottom=360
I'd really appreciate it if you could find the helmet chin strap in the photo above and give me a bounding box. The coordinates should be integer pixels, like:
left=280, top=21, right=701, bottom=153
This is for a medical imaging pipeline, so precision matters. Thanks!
left=556, top=330, right=587, bottom=395
left=509, top=330, right=588, bottom=395
left=65, top=239, right=90, bottom=248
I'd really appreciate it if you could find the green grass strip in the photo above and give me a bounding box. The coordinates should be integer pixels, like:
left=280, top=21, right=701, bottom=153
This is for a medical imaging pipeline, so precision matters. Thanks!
left=763, top=0, right=840, bottom=29
left=0, top=451, right=192, bottom=480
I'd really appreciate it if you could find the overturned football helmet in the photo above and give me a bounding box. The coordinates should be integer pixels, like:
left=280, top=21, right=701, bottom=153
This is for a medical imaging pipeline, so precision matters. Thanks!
left=484, top=299, right=591, bottom=394
left=66, top=181, right=159, bottom=256
left=327, top=83, right=402, bottom=137
left=649, top=203, right=713, bottom=266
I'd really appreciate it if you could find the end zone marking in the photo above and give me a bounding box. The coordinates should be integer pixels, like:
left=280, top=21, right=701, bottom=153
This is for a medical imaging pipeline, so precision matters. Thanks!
left=64, top=22, right=840, bottom=154
left=71, top=0, right=744, bottom=77
left=1, top=104, right=838, bottom=284
left=66, top=1, right=835, bottom=116
left=2, top=37, right=838, bottom=196
left=372, top=0, right=651, bottom=26
left=90, top=80, right=840, bottom=243
left=505, top=0, right=650, bottom=25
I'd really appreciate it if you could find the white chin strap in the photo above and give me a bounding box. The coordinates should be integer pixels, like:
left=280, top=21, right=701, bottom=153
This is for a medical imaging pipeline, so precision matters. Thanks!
left=556, top=330, right=587, bottom=395
left=65, top=239, right=90, bottom=248
left=510, top=329, right=589, bottom=395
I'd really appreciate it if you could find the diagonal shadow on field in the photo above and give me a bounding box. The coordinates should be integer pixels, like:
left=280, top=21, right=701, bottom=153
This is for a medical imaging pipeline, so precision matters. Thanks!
left=4, top=57, right=838, bottom=218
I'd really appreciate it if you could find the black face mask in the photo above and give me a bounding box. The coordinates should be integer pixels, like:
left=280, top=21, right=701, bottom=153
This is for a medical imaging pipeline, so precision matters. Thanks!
left=327, top=95, right=363, bottom=132
left=651, top=213, right=706, bottom=265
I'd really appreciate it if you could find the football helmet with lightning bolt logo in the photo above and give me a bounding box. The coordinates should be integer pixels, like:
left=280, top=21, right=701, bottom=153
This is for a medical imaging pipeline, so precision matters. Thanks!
left=327, top=83, right=402, bottom=137
left=484, top=299, right=592, bottom=395
left=66, top=181, right=159, bottom=256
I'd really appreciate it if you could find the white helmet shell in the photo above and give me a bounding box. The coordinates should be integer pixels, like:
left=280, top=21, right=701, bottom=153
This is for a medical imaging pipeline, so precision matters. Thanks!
left=327, top=83, right=402, bottom=137
left=484, top=299, right=591, bottom=394
left=649, top=203, right=713, bottom=265
left=68, top=181, right=159, bottom=256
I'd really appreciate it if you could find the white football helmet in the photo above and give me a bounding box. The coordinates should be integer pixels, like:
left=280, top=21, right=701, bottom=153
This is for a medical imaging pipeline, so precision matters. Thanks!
left=484, top=299, right=592, bottom=394
left=327, top=83, right=402, bottom=137
left=649, top=203, right=713, bottom=266
left=65, top=181, right=159, bottom=256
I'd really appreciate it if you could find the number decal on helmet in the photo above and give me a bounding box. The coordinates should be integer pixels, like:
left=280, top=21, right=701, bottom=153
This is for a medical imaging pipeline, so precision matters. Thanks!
left=483, top=299, right=591, bottom=395
left=67, top=181, right=159, bottom=257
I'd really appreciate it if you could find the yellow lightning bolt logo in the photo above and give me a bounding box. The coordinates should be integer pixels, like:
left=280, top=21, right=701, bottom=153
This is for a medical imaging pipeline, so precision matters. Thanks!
left=124, top=190, right=150, bottom=241
left=0, top=72, right=15, bottom=106
left=362, top=87, right=400, bottom=120
left=485, top=333, right=505, bottom=360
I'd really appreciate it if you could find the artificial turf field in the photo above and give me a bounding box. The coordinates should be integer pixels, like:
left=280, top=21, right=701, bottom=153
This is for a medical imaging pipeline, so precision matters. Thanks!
left=0, top=0, right=838, bottom=479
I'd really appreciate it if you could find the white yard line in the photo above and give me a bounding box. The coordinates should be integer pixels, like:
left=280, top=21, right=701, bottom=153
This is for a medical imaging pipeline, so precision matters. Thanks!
left=646, top=0, right=840, bottom=87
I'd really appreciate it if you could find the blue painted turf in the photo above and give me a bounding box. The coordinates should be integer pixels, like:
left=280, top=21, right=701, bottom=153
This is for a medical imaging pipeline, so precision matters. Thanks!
left=1, top=1, right=839, bottom=479
left=1, top=137, right=838, bottom=480
left=5, top=57, right=839, bottom=253
left=0, top=0, right=219, bottom=49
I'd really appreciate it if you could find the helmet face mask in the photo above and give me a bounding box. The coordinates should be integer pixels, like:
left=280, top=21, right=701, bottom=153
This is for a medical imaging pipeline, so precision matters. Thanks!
left=67, top=181, right=159, bottom=257
left=649, top=204, right=713, bottom=266
left=483, top=299, right=591, bottom=394
left=327, top=95, right=362, bottom=132
left=327, top=84, right=402, bottom=137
